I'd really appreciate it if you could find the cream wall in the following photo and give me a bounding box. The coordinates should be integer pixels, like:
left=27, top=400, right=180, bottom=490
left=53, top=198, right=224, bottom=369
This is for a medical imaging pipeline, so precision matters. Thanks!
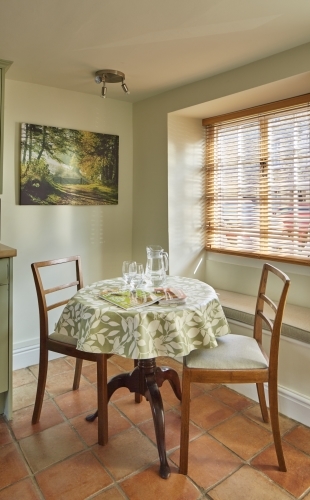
left=133, top=42, right=310, bottom=423
left=132, top=41, right=310, bottom=266
left=167, top=115, right=206, bottom=280
left=2, top=80, right=133, bottom=361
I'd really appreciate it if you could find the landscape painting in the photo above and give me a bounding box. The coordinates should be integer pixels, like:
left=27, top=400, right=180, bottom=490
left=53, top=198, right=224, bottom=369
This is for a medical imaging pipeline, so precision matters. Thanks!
left=20, top=123, right=119, bottom=205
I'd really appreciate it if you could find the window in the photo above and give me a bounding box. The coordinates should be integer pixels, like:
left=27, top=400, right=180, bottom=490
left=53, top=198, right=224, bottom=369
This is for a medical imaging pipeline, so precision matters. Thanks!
left=204, top=94, right=310, bottom=265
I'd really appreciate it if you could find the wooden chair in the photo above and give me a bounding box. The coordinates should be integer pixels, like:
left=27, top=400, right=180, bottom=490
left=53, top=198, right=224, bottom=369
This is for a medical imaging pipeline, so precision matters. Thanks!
left=31, top=255, right=110, bottom=445
left=179, top=263, right=290, bottom=474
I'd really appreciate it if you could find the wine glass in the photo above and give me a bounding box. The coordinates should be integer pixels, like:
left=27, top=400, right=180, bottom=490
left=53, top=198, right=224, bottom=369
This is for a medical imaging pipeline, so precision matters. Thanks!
left=122, top=261, right=131, bottom=287
left=135, top=263, right=144, bottom=289
left=128, top=261, right=137, bottom=289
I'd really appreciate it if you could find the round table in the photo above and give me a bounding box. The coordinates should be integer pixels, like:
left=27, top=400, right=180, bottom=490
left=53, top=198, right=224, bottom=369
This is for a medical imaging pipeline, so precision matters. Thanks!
left=55, top=276, right=230, bottom=478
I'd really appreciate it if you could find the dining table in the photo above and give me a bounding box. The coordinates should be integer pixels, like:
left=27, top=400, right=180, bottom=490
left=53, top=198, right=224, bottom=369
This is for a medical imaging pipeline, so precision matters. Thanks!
left=54, top=275, right=230, bottom=479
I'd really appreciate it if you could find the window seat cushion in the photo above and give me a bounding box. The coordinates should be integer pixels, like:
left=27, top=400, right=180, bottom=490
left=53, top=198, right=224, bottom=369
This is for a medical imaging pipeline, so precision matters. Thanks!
left=216, top=289, right=310, bottom=345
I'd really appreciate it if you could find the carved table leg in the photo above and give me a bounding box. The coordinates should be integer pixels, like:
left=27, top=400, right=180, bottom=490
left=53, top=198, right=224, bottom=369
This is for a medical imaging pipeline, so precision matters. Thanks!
left=86, top=357, right=181, bottom=479
left=145, top=371, right=170, bottom=479
left=155, top=366, right=182, bottom=401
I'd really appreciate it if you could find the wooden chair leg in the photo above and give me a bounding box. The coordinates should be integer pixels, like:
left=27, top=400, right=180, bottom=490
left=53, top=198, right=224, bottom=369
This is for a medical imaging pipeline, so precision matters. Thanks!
left=256, top=383, right=269, bottom=423
left=268, top=380, right=286, bottom=472
left=32, top=348, right=49, bottom=424
left=73, top=358, right=83, bottom=390
left=97, top=355, right=109, bottom=446
left=179, top=368, right=191, bottom=475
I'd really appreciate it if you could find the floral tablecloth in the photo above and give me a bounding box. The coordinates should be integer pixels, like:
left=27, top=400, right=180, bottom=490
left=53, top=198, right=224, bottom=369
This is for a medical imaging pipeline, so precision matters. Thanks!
left=54, top=276, right=230, bottom=359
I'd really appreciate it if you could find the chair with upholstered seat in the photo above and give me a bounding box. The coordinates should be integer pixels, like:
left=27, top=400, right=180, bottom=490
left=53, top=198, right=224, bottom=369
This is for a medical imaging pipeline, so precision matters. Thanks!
left=31, top=255, right=110, bottom=445
left=179, top=263, right=290, bottom=474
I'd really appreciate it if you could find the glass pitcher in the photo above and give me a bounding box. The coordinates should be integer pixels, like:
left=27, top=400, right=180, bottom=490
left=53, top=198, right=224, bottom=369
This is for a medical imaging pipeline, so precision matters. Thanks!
left=145, top=245, right=169, bottom=287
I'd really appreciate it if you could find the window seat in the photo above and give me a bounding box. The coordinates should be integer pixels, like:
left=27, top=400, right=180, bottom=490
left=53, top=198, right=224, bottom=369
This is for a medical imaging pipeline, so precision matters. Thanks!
left=216, top=289, right=310, bottom=345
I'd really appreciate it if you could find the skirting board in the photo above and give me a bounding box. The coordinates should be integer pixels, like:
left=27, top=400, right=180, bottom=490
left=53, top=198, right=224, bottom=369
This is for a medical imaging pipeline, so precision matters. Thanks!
left=13, top=344, right=63, bottom=371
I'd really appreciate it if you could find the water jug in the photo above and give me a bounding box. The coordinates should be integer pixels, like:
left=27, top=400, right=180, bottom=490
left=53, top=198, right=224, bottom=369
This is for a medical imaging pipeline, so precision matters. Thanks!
left=145, top=245, right=169, bottom=286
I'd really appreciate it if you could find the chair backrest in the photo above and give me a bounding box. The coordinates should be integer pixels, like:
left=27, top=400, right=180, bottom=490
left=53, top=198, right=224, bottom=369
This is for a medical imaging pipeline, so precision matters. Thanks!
left=254, top=263, right=290, bottom=366
left=31, top=256, right=84, bottom=340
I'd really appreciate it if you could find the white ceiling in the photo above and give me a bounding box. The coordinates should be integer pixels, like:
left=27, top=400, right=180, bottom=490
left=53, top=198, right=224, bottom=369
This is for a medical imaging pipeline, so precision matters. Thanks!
left=1, top=0, right=310, bottom=103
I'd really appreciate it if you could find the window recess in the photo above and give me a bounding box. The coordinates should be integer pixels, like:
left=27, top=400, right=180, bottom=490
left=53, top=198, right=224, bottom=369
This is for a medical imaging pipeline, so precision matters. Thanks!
left=203, top=94, right=310, bottom=265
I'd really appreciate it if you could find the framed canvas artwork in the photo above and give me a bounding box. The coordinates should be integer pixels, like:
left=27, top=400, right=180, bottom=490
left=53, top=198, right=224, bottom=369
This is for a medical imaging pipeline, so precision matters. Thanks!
left=20, top=123, right=119, bottom=205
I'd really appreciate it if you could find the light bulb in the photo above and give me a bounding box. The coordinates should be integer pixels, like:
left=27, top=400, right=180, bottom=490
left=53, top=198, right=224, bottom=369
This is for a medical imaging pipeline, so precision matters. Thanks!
left=121, top=82, right=130, bottom=94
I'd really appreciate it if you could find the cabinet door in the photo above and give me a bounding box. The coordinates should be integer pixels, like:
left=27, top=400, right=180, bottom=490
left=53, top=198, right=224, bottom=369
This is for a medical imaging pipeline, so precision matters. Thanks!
left=0, top=259, right=8, bottom=393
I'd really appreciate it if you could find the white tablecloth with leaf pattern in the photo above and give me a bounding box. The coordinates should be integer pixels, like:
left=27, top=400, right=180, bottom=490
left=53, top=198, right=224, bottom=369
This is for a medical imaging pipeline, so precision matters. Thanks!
left=54, top=276, right=230, bottom=359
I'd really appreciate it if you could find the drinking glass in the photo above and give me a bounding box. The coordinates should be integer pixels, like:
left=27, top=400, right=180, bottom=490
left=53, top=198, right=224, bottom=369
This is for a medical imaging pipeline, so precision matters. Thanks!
left=132, top=263, right=144, bottom=290
left=128, top=261, right=137, bottom=288
left=130, top=262, right=144, bottom=291
left=122, top=261, right=131, bottom=287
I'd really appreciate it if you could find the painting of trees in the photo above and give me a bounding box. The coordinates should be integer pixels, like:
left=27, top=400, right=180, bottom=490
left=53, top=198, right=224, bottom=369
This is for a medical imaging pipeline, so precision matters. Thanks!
left=20, top=123, right=119, bottom=205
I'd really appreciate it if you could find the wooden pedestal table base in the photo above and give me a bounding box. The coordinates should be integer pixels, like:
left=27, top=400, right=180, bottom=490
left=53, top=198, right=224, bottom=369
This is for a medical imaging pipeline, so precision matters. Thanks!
left=86, top=358, right=182, bottom=479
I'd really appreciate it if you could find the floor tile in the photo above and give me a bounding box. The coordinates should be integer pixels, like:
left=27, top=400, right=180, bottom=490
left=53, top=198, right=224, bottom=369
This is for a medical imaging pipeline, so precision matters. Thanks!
left=139, top=409, right=202, bottom=452
left=120, top=463, right=201, bottom=500
left=45, top=370, right=89, bottom=397
left=3, top=356, right=310, bottom=500
left=284, top=424, right=310, bottom=456
left=108, top=355, right=136, bottom=372
left=243, top=404, right=297, bottom=434
left=53, top=384, right=98, bottom=419
left=19, top=422, right=85, bottom=473
left=13, top=381, right=48, bottom=412
left=93, top=427, right=158, bottom=480
left=109, top=386, right=133, bottom=402
left=251, top=441, right=310, bottom=498
left=113, top=393, right=172, bottom=425
left=12, top=368, right=36, bottom=388
left=0, top=478, right=41, bottom=500
left=170, top=434, right=242, bottom=490
left=192, top=382, right=220, bottom=393
left=92, top=486, right=127, bottom=499
left=70, top=405, right=132, bottom=446
left=9, top=400, right=64, bottom=440
left=158, top=379, right=182, bottom=408
left=0, top=443, right=29, bottom=490
left=82, top=360, right=124, bottom=385
left=65, top=358, right=94, bottom=369
left=208, top=465, right=293, bottom=500
left=209, top=414, right=272, bottom=460
left=35, top=450, right=113, bottom=500
left=210, top=386, right=254, bottom=411
left=0, top=418, right=12, bottom=446
left=29, top=357, right=74, bottom=379
left=187, top=393, right=236, bottom=430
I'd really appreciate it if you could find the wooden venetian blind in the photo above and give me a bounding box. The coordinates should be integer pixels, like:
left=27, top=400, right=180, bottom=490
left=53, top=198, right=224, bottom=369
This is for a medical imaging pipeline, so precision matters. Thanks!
left=204, top=95, right=310, bottom=265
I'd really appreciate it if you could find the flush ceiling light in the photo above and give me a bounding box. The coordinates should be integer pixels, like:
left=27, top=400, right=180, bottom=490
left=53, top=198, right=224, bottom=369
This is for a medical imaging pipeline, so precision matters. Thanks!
left=94, top=69, right=130, bottom=98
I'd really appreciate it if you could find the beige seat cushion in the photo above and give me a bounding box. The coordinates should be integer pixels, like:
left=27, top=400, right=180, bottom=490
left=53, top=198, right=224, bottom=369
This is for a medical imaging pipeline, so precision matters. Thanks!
left=49, top=332, right=78, bottom=346
left=185, top=334, right=268, bottom=370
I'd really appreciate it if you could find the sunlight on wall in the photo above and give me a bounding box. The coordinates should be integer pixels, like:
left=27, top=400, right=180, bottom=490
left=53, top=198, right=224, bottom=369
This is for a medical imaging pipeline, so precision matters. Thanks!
left=168, top=114, right=206, bottom=280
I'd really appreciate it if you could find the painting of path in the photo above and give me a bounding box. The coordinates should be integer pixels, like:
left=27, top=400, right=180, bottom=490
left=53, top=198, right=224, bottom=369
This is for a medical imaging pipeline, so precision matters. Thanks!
left=20, top=123, right=119, bottom=205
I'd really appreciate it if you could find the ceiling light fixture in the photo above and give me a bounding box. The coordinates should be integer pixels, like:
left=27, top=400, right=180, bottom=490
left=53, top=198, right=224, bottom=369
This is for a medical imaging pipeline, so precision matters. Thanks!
left=95, top=69, right=130, bottom=98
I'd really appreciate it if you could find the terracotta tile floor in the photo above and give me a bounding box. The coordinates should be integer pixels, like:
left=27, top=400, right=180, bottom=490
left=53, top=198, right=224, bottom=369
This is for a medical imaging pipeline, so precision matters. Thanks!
left=1, top=356, right=310, bottom=499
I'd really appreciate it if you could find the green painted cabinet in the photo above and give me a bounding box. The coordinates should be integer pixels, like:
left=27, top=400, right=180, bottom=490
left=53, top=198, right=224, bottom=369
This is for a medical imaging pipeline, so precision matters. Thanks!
left=0, top=259, right=9, bottom=394
left=0, top=245, right=16, bottom=419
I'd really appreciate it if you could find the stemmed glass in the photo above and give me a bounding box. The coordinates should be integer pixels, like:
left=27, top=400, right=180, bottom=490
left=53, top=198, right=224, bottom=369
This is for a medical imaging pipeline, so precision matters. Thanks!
left=134, top=263, right=144, bottom=289
left=122, top=261, right=131, bottom=288
left=128, top=261, right=137, bottom=288
left=129, top=262, right=144, bottom=291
